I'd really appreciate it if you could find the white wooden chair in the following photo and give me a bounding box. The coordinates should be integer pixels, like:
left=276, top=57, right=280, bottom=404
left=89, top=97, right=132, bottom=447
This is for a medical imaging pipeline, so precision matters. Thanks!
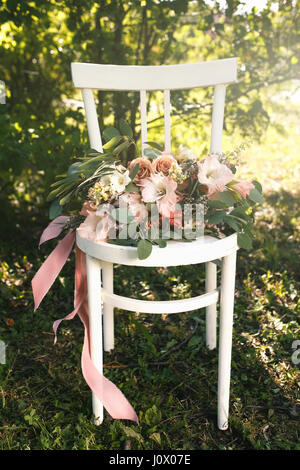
left=71, top=59, right=238, bottom=430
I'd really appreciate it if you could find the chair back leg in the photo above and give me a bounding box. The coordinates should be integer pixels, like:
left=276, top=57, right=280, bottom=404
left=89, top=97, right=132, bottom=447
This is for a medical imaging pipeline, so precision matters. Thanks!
left=205, top=261, right=217, bottom=350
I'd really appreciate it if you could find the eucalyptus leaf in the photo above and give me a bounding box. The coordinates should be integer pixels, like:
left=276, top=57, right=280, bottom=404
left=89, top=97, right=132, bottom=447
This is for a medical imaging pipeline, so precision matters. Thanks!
left=137, top=239, right=153, bottom=260
left=252, top=180, right=262, bottom=193
left=129, top=163, right=140, bottom=181
left=144, top=141, right=164, bottom=152
left=208, top=200, right=227, bottom=209
left=102, top=135, right=123, bottom=150
left=102, top=127, right=120, bottom=142
left=49, top=199, right=62, bottom=220
left=207, top=210, right=226, bottom=224
left=119, top=119, right=133, bottom=138
left=157, top=239, right=167, bottom=248
left=218, top=190, right=236, bottom=206
left=143, top=148, right=161, bottom=159
left=125, top=181, right=139, bottom=192
left=113, top=141, right=130, bottom=155
left=224, top=215, right=241, bottom=231
left=237, top=232, right=253, bottom=250
left=248, top=187, right=263, bottom=204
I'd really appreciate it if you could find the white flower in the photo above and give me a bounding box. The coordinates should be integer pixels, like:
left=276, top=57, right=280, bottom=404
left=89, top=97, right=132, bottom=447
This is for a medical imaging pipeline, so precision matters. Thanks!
left=110, top=167, right=131, bottom=193
left=197, top=154, right=234, bottom=196
left=176, top=145, right=197, bottom=162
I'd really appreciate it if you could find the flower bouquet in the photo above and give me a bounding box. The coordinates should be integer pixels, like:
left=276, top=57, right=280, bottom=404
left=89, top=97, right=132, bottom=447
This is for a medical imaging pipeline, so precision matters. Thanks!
left=47, top=120, right=262, bottom=260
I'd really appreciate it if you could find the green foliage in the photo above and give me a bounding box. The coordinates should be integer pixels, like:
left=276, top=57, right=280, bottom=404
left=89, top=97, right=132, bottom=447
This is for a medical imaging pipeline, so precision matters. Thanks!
left=0, top=0, right=299, bottom=219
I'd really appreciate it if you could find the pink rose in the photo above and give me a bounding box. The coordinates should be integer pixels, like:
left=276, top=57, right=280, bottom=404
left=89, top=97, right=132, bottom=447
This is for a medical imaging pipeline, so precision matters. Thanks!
left=128, top=157, right=153, bottom=183
left=152, top=153, right=176, bottom=175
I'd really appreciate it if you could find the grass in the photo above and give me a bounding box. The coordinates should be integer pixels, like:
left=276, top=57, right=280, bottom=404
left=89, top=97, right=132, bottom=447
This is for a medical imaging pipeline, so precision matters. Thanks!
left=0, top=102, right=299, bottom=450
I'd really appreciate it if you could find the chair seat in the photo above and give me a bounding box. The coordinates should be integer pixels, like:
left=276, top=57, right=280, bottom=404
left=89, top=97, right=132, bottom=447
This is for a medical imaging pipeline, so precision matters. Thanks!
left=76, top=231, right=237, bottom=267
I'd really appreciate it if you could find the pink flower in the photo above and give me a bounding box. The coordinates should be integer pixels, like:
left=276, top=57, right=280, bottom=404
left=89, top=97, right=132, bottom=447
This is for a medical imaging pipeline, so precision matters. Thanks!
left=231, top=181, right=254, bottom=199
left=140, top=174, right=179, bottom=218
left=120, top=193, right=148, bottom=223
left=80, top=201, right=98, bottom=216
left=152, top=153, right=177, bottom=175
left=197, top=154, right=234, bottom=197
left=128, top=157, right=153, bottom=183
left=95, top=203, right=117, bottom=241
left=95, top=214, right=117, bottom=241
left=77, top=213, right=100, bottom=242
left=77, top=203, right=117, bottom=242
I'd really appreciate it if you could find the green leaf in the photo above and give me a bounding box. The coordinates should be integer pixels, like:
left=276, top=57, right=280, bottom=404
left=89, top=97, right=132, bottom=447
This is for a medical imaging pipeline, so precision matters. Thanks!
left=208, top=200, right=227, bottom=209
left=157, top=239, right=167, bottom=248
left=218, top=190, right=236, bottom=206
left=49, top=199, right=62, bottom=220
left=224, top=215, right=241, bottom=231
left=67, top=162, right=82, bottom=177
left=102, top=126, right=120, bottom=142
left=112, top=141, right=130, bottom=155
left=129, top=163, right=140, bottom=180
left=119, top=423, right=144, bottom=444
left=207, top=210, right=226, bottom=224
left=237, top=232, right=253, bottom=250
left=143, top=148, right=161, bottom=159
left=229, top=207, right=251, bottom=221
left=144, top=141, right=164, bottom=152
left=188, top=335, right=201, bottom=348
left=125, top=181, right=139, bottom=192
left=248, top=187, right=263, bottom=204
left=252, top=180, right=262, bottom=193
left=59, top=191, right=75, bottom=206
left=119, top=118, right=133, bottom=138
left=102, top=135, right=123, bottom=150
left=137, top=239, right=153, bottom=259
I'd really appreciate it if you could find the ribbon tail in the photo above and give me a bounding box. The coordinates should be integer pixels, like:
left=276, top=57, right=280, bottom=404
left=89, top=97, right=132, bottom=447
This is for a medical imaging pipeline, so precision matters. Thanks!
left=81, top=324, right=139, bottom=423
left=75, top=247, right=139, bottom=423
left=32, top=230, right=76, bottom=310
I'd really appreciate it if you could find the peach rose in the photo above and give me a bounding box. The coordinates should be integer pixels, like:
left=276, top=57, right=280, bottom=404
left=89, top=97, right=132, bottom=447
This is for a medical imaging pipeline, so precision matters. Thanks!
left=80, top=201, right=98, bottom=216
left=128, top=157, right=153, bottom=183
left=152, top=153, right=177, bottom=175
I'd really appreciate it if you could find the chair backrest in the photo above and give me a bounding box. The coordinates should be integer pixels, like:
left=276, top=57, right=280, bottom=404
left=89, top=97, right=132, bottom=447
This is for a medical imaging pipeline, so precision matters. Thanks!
left=71, top=58, right=237, bottom=156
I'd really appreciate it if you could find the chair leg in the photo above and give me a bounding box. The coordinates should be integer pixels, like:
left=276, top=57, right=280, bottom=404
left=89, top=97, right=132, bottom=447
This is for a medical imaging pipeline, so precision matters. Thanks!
left=86, top=254, right=103, bottom=425
left=102, top=261, right=114, bottom=352
left=205, top=261, right=217, bottom=350
left=218, top=250, right=237, bottom=430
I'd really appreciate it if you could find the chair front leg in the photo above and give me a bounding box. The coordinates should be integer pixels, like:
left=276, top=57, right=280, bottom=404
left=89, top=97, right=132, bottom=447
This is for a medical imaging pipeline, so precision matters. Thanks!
left=86, top=254, right=103, bottom=425
left=218, top=250, right=237, bottom=430
left=101, top=261, right=114, bottom=352
left=205, top=261, right=217, bottom=350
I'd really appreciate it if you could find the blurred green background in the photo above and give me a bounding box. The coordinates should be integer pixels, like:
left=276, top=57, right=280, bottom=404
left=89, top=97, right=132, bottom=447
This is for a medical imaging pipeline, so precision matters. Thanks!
left=0, top=0, right=299, bottom=450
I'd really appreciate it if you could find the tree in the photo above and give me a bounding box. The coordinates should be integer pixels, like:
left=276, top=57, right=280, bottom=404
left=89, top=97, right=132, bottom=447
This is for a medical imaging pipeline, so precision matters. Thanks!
left=0, top=0, right=299, bottom=213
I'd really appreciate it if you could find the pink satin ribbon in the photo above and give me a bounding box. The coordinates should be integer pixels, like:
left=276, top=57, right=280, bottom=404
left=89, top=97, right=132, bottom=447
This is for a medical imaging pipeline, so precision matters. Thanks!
left=32, top=217, right=138, bottom=423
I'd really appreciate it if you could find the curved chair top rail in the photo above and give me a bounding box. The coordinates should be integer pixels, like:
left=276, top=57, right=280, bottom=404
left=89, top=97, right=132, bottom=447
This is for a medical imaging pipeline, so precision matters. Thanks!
left=71, top=58, right=237, bottom=91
